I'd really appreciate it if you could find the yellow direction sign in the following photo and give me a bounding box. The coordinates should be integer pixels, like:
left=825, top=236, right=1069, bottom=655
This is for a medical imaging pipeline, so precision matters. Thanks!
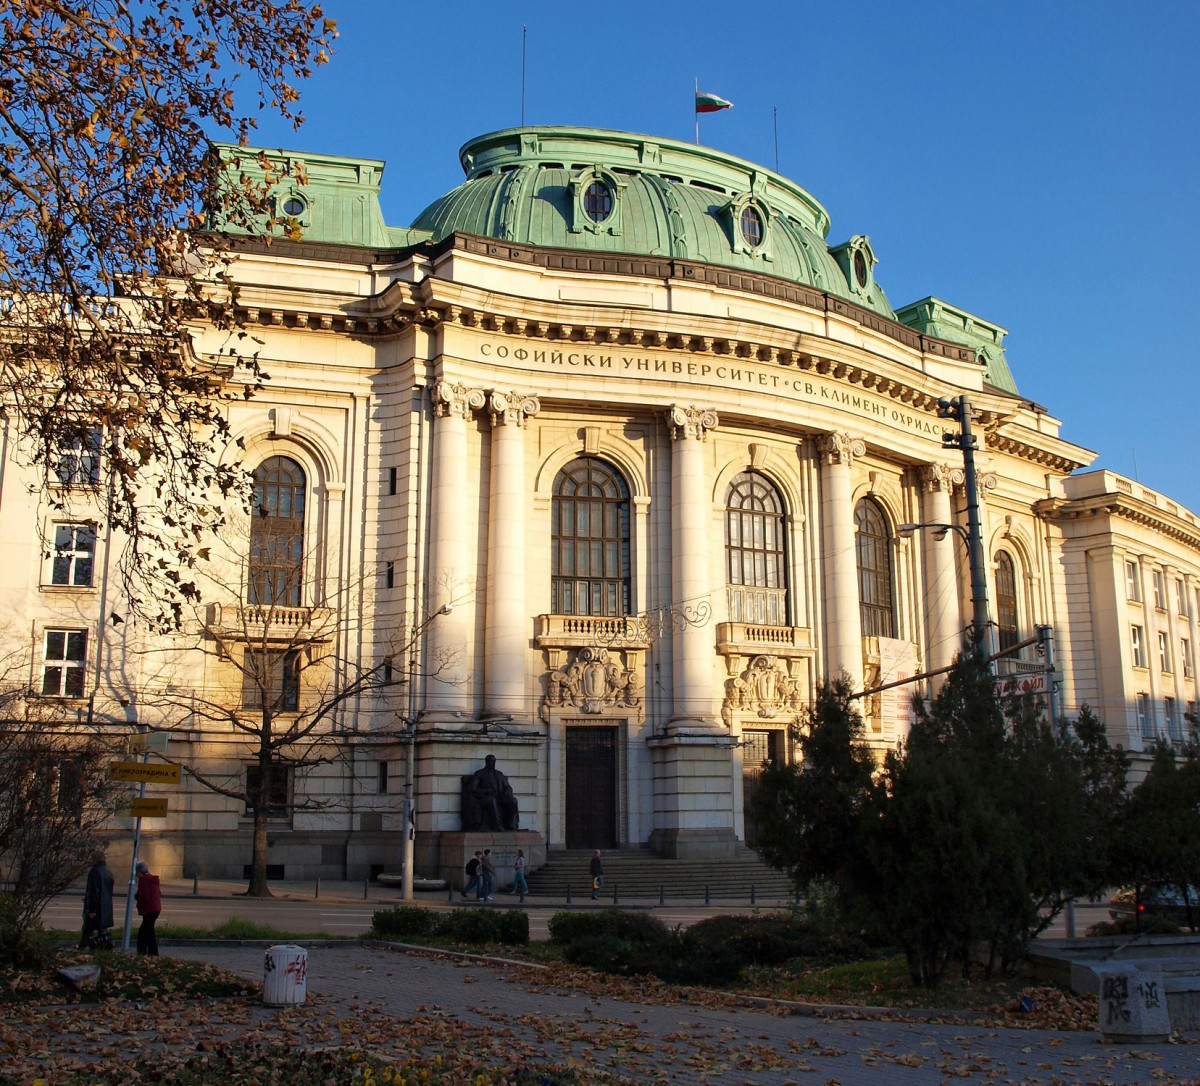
left=109, top=761, right=180, bottom=785
left=120, top=798, right=168, bottom=819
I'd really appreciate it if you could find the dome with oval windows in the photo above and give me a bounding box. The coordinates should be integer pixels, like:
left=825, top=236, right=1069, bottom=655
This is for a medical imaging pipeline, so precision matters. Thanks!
left=411, top=127, right=896, bottom=319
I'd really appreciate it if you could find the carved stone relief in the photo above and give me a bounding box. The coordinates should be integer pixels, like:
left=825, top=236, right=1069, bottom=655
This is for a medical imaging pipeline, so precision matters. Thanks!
left=542, top=646, right=643, bottom=722
left=721, top=655, right=801, bottom=727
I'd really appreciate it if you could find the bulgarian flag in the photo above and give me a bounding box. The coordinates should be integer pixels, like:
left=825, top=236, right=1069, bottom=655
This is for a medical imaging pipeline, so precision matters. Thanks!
left=695, top=90, right=733, bottom=114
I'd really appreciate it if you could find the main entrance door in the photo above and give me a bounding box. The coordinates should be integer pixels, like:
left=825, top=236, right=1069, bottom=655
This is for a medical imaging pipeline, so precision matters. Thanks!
left=565, top=726, right=617, bottom=849
left=741, top=729, right=781, bottom=847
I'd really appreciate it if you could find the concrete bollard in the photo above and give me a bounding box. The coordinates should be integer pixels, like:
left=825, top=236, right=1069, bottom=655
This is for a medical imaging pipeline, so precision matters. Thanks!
left=314, top=877, right=320, bottom=900
left=566, top=884, right=572, bottom=905
left=612, top=882, right=618, bottom=905
left=192, top=875, right=198, bottom=897
left=363, top=878, right=369, bottom=900
left=750, top=884, right=756, bottom=907
left=659, top=885, right=665, bottom=906
left=1098, top=967, right=1171, bottom=1043
left=705, top=884, right=711, bottom=906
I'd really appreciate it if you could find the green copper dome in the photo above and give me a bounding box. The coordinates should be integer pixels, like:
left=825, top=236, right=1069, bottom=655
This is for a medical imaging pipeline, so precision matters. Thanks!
left=411, top=127, right=896, bottom=319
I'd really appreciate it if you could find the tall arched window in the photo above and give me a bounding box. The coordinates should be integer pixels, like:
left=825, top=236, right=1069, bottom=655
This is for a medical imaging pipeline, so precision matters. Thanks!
left=855, top=498, right=894, bottom=638
left=726, top=471, right=788, bottom=626
left=995, top=551, right=1019, bottom=653
left=249, top=456, right=306, bottom=606
left=552, top=457, right=630, bottom=617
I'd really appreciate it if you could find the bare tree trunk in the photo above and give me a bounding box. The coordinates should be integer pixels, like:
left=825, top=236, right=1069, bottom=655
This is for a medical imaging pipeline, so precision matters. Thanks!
left=248, top=808, right=272, bottom=897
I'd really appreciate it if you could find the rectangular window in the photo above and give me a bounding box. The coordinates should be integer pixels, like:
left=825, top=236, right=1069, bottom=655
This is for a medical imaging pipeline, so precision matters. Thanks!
left=1165, top=697, right=1181, bottom=742
left=377, top=761, right=388, bottom=794
left=1125, top=560, right=1141, bottom=601
left=388, top=467, right=397, bottom=496
left=1159, top=630, right=1172, bottom=673
left=55, top=429, right=102, bottom=486
left=385, top=561, right=394, bottom=589
left=1152, top=570, right=1167, bottom=610
left=1184, top=638, right=1194, bottom=679
left=244, top=763, right=291, bottom=818
left=1136, top=692, right=1154, bottom=738
left=41, top=629, right=87, bottom=697
left=242, top=650, right=300, bottom=712
left=49, top=523, right=96, bottom=587
left=1177, top=578, right=1189, bottom=618
left=1131, top=625, right=1146, bottom=668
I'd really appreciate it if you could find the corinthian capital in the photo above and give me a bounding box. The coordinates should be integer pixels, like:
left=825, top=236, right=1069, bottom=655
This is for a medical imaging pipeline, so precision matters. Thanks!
left=817, top=431, right=866, bottom=466
left=920, top=462, right=964, bottom=493
left=667, top=404, right=719, bottom=441
left=489, top=390, right=541, bottom=427
left=433, top=379, right=486, bottom=420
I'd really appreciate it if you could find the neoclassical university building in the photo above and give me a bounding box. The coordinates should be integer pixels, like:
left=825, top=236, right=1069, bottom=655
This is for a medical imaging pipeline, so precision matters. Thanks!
left=4, top=126, right=1199, bottom=881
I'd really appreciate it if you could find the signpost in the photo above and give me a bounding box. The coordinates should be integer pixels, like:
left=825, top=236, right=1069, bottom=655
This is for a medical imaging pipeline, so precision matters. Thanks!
left=109, top=761, right=180, bottom=785
left=111, top=735, right=175, bottom=950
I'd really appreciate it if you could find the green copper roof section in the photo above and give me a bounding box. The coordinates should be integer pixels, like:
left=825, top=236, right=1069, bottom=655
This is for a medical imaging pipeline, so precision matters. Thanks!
left=411, top=127, right=895, bottom=318
left=894, top=297, right=1018, bottom=395
left=208, top=142, right=417, bottom=249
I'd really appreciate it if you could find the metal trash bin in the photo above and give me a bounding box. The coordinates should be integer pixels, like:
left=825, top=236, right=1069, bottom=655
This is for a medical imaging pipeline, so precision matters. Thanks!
left=262, top=944, right=308, bottom=1006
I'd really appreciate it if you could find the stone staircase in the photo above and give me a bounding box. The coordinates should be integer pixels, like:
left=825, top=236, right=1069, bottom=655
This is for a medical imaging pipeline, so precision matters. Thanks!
left=524, top=847, right=797, bottom=905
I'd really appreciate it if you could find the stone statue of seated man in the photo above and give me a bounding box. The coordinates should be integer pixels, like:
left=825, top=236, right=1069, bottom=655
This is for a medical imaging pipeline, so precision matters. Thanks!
left=462, top=755, right=519, bottom=832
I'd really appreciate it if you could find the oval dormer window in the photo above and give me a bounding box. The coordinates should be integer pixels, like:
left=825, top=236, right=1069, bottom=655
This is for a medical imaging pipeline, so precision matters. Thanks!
left=281, top=195, right=307, bottom=217
left=584, top=181, right=613, bottom=223
left=853, top=249, right=868, bottom=287
left=740, top=206, right=764, bottom=248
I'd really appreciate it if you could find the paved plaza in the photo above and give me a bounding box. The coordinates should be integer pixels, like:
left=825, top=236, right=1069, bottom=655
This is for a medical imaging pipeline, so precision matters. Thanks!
left=7, top=939, right=1197, bottom=1085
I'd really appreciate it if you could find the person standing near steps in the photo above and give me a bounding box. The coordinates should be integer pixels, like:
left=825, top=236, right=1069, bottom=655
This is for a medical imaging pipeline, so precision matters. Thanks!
left=590, top=849, right=604, bottom=900
left=134, top=860, right=161, bottom=956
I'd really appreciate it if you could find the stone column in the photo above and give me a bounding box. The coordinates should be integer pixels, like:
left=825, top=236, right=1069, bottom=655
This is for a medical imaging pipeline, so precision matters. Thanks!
left=484, top=390, right=540, bottom=719
left=818, top=432, right=865, bottom=693
left=1186, top=573, right=1200, bottom=697
left=667, top=404, right=719, bottom=730
left=921, top=463, right=965, bottom=677
left=425, top=379, right=484, bottom=717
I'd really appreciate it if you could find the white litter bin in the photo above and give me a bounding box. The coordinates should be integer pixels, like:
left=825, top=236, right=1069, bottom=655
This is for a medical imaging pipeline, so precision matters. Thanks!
left=262, top=944, right=308, bottom=1006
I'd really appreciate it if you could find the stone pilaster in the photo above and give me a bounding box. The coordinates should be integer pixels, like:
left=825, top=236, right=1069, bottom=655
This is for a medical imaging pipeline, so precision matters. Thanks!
left=667, top=404, right=719, bottom=730
left=484, top=390, right=540, bottom=720
left=920, top=462, right=965, bottom=677
left=425, top=379, right=485, bottom=718
left=818, top=431, right=866, bottom=692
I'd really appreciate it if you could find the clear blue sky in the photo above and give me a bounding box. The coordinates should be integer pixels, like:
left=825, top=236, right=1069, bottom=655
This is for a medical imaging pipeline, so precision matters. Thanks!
left=245, top=0, right=1199, bottom=512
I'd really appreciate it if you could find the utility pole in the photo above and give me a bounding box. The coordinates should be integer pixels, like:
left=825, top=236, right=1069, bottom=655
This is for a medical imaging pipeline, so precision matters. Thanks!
left=938, top=396, right=990, bottom=664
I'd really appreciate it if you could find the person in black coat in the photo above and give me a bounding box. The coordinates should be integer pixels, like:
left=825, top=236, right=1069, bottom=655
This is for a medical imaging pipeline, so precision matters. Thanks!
left=590, top=849, right=604, bottom=900
left=80, top=852, right=115, bottom=950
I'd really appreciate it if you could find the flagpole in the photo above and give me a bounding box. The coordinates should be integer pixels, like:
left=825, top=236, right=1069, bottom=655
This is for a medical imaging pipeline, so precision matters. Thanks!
left=773, top=105, right=779, bottom=171
left=521, top=26, right=527, bottom=126
left=694, top=78, right=699, bottom=145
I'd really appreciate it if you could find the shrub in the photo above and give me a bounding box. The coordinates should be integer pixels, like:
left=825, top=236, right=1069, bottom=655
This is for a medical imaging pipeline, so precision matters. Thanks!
left=687, top=913, right=871, bottom=966
left=547, top=909, right=668, bottom=946
left=371, top=906, right=439, bottom=941
left=436, top=907, right=529, bottom=946
left=0, top=894, right=51, bottom=968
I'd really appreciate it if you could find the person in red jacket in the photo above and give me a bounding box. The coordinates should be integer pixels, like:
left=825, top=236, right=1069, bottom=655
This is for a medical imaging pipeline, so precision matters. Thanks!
left=134, top=861, right=162, bottom=956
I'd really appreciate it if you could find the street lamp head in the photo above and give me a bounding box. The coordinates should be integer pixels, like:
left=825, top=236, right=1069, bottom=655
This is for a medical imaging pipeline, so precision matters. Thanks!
left=437, top=602, right=453, bottom=616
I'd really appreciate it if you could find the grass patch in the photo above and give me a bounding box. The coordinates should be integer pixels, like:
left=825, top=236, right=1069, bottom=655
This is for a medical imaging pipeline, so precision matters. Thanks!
left=51, top=1041, right=592, bottom=1086
left=155, top=916, right=339, bottom=941
left=0, top=949, right=257, bottom=1005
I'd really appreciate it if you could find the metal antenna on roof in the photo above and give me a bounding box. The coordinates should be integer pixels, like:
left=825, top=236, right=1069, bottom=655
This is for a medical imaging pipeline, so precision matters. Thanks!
left=773, top=105, right=779, bottom=172
left=520, top=26, right=527, bottom=126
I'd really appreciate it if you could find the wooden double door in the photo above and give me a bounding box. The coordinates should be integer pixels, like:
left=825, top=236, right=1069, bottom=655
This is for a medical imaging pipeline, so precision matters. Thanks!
left=565, top=726, right=617, bottom=849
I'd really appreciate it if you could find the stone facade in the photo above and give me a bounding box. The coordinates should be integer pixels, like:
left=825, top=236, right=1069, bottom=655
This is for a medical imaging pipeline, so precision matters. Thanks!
left=2, top=127, right=1197, bottom=880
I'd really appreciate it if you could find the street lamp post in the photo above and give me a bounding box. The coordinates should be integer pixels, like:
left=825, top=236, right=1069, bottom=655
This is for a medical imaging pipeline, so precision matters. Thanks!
left=400, top=602, right=452, bottom=903
left=936, top=395, right=991, bottom=665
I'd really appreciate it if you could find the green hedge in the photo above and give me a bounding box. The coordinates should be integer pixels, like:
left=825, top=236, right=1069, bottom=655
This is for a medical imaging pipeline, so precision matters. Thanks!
left=547, top=909, right=668, bottom=946
left=686, top=913, right=869, bottom=966
left=370, top=905, right=528, bottom=946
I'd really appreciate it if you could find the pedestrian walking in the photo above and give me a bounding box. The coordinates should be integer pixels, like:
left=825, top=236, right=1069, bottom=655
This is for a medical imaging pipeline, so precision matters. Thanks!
left=590, top=849, right=604, bottom=900
left=134, top=860, right=161, bottom=956
left=510, top=848, right=528, bottom=896
left=480, top=848, right=496, bottom=901
left=461, top=850, right=483, bottom=899
left=80, top=852, right=114, bottom=950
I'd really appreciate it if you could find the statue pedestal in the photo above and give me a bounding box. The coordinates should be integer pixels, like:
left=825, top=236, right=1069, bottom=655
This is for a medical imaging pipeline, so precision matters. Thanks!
left=421, top=831, right=546, bottom=893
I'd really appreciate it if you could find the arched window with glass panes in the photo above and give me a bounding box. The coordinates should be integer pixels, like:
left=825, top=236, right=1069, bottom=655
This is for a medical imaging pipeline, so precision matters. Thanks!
left=725, top=471, right=788, bottom=626
left=854, top=497, right=895, bottom=638
left=249, top=456, right=306, bottom=607
left=995, top=551, right=1020, bottom=653
left=551, top=457, right=631, bottom=617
